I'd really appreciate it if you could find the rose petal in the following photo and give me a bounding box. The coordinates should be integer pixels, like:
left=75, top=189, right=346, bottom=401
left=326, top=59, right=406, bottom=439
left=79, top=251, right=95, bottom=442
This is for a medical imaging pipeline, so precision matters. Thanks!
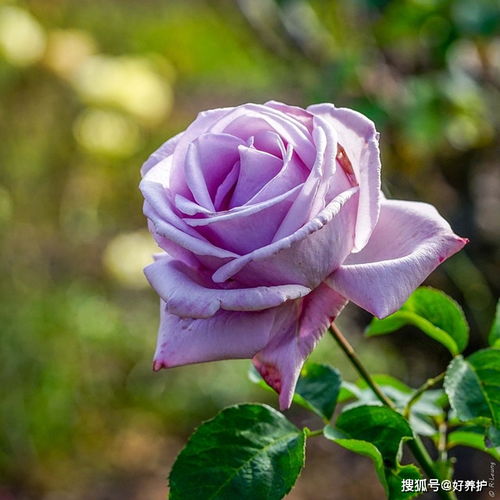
left=142, top=155, right=173, bottom=188
left=165, top=112, right=233, bottom=200
left=308, top=103, right=381, bottom=252
left=264, top=100, right=314, bottom=132
left=152, top=300, right=291, bottom=370
left=141, top=131, right=183, bottom=177
left=230, top=145, right=283, bottom=207
left=144, top=254, right=310, bottom=318
left=209, top=104, right=316, bottom=167
left=212, top=186, right=359, bottom=287
left=253, top=283, right=347, bottom=409
left=141, top=180, right=238, bottom=259
left=183, top=184, right=303, bottom=254
left=271, top=125, right=327, bottom=241
left=183, top=133, right=244, bottom=211
left=214, top=161, right=240, bottom=210
left=146, top=219, right=200, bottom=269
left=252, top=129, right=286, bottom=158
left=326, top=199, right=468, bottom=318
left=245, top=145, right=307, bottom=205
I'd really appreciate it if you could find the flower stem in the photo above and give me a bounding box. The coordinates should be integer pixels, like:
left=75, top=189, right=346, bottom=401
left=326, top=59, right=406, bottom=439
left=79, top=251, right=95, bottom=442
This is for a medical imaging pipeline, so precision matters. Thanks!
left=328, top=322, right=457, bottom=500
left=329, top=322, right=396, bottom=409
left=403, top=371, right=446, bottom=418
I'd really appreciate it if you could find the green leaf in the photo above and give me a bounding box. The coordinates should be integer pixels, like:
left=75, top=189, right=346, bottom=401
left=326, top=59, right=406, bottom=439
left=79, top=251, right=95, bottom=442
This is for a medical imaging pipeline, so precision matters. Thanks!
left=293, top=363, right=342, bottom=421
left=366, top=287, right=469, bottom=355
left=447, top=429, right=500, bottom=460
left=169, top=404, right=305, bottom=500
left=445, top=349, right=500, bottom=426
left=324, top=406, right=421, bottom=499
left=335, top=405, right=414, bottom=464
left=339, top=375, right=444, bottom=437
left=386, top=465, right=423, bottom=500
left=487, top=425, right=500, bottom=448
left=323, top=431, right=387, bottom=488
left=249, top=362, right=342, bottom=421
left=488, top=300, right=500, bottom=347
left=444, top=348, right=500, bottom=447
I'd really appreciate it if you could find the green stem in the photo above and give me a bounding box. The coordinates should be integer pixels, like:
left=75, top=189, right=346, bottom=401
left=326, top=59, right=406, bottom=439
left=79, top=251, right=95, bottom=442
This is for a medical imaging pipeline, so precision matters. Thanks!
left=403, top=371, right=445, bottom=418
left=329, top=323, right=396, bottom=409
left=306, top=428, right=324, bottom=438
left=328, top=323, right=457, bottom=500
left=438, top=421, right=448, bottom=463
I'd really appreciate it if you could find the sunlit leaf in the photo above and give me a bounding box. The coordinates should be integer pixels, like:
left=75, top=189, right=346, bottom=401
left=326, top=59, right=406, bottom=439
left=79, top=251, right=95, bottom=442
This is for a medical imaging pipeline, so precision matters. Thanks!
left=447, top=429, right=500, bottom=460
left=324, top=406, right=421, bottom=499
left=366, top=287, right=469, bottom=355
left=444, top=348, right=500, bottom=446
left=169, top=404, right=305, bottom=500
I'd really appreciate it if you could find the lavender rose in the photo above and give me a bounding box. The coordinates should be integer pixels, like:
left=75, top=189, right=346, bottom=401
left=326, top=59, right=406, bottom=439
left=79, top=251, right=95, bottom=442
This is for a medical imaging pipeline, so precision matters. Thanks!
left=140, top=101, right=466, bottom=409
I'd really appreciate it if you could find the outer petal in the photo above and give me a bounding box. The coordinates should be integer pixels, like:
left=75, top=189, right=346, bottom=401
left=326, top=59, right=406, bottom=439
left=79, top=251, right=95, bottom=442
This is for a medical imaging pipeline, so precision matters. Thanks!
left=308, top=103, right=381, bottom=252
left=144, top=255, right=310, bottom=318
left=141, top=132, right=183, bottom=176
left=152, top=300, right=281, bottom=370
left=326, top=199, right=468, bottom=318
left=253, top=284, right=347, bottom=409
left=212, top=186, right=359, bottom=288
left=141, top=180, right=238, bottom=260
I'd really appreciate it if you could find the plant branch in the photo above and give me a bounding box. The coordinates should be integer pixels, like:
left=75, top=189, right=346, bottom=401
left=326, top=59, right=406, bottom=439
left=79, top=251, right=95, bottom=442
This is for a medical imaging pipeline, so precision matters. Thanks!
left=305, top=428, right=324, bottom=437
left=328, top=322, right=457, bottom=500
left=329, top=323, right=396, bottom=409
left=403, top=371, right=446, bottom=418
left=438, top=421, right=448, bottom=463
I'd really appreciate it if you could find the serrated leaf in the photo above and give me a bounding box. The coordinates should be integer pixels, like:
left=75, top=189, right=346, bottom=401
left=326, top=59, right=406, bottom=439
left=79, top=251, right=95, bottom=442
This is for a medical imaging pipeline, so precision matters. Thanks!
left=366, top=287, right=469, bottom=355
left=293, top=363, right=342, bottom=421
left=249, top=362, right=342, bottom=421
left=324, top=407, right=421, bottom=499
left=445, top=349, right=500, bottom=426
left=489, top=300, right=500, bottom=347
left=447, top=430, right=500, bottom=460
left=444, top=348, right=500, bottom=449
left=169, top=404, right=305, bottom=500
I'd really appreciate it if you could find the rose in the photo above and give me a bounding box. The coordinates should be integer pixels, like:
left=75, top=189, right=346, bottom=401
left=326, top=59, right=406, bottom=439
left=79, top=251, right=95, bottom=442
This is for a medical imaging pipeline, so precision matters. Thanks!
left=139, top=101, right=466, bottom=409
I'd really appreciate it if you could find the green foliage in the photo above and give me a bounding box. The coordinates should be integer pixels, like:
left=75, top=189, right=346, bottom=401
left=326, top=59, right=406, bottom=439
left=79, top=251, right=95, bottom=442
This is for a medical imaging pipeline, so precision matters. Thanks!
left=444, top=348, right=500, bottom=446
left=169, top=404, right=305, bottom=500
left=249, top=362, right=342, bottom=421
left=338, top=375, right=444, bottom=436
left=366, top=287, right=469, bottom=355
left=292, top=363, right=342, bottom=421
left=447, top=429, right=500, bottom=460
left=325, top=406, right=420, bottom=499
left=488, top=300, right=500, bottom=347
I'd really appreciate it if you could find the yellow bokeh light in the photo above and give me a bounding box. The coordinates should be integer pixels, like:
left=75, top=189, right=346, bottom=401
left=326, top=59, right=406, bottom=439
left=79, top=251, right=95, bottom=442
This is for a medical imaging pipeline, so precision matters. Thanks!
left=0, top=5, right=46, bottom=66
left=102, top=230, right=160, bottom=289
left=73, top=55, right=173, bottom=125
left=44, top=29, right=97, bottom=79
left=73, top=108, right=142, bottom=157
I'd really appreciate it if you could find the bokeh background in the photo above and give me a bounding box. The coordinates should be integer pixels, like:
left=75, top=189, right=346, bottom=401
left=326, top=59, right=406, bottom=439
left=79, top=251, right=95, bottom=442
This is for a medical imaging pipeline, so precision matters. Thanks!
left=0, top=0, right=499, bottom=498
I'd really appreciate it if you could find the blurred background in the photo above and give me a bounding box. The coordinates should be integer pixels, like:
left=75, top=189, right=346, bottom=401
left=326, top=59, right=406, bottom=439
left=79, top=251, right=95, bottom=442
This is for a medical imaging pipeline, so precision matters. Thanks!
left=0, top=0, right=498, bottom=498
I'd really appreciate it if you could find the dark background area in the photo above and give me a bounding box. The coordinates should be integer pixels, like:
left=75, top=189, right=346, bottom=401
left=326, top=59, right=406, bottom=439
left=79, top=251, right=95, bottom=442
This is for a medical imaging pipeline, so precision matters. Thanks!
left=0, top=0, right=498, bottom=498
